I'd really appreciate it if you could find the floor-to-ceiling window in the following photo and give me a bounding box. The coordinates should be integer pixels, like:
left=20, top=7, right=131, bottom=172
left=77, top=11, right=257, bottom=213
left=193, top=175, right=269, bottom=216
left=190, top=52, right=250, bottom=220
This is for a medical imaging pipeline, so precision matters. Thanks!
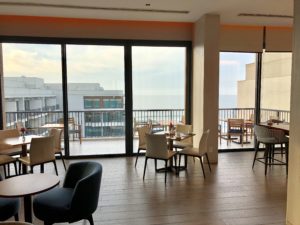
left=219, top=52, right=256, bottom=150
left=132, top=46, right=187, bottom=153
left=0, top=40, right=191, bottom=157
left=66, top=45, right=125, bottom=156
left=2, top=43, right=63, bottom=136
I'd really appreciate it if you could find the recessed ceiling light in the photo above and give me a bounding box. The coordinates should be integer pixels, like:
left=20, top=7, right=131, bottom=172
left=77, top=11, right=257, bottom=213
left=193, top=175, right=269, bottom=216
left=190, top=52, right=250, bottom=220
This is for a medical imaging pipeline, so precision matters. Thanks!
left=146, top=3, right=151, bottom=7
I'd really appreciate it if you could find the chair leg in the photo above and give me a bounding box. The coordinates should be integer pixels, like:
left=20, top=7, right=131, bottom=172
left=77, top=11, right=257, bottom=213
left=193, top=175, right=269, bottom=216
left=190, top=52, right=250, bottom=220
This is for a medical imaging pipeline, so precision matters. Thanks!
left=134, top=149, right=141, bottom=167
left=14, top=161, right=18, bottom=176
left=164, top=160, right=168, bottom=184
left=7, top=163, right=10, bottom=177
left=178, top=154, right=182, bottom=173
left=53, top=161, right=58, bottom=175
left=252, top=142, right=260, bottom=169
left=18, top=161, right=22, bottom=174
left=184, top=155, right=188, bottom=168
left=40, top=163, right=44, bottom=173
left=199, top=156, right=205, bottom=178
left=87, top=215, right=94, bottom=225
left=154, top=159, right=157, bottom=171
left=143, top=157, right=148, bottom=180
left=14, top=213, right=19, bottom=221
left=3, top=165, right=7, bottom=178
left=264, top=145, right=269, bottom=176
left=59, top=152, right=67, bottom=171
left=30, top=166, right=34, bottom=173
left=205, top=153, right=211, bottom=172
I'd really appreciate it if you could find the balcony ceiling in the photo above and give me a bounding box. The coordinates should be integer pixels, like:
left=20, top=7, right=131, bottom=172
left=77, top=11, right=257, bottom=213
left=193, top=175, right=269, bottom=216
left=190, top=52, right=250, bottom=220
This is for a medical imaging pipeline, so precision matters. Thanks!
left=0, top=0, right=293, bottom=26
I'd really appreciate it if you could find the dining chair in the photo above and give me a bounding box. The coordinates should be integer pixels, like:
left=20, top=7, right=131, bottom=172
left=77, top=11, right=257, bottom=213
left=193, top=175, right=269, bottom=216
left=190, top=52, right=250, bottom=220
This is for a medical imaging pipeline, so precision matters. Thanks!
left=33, top=161, right=102, bottom=225
left=58, top=117, right=82, bottom=144
left=134, top=126, right=151, bottom=167
left=178, top=129, right=211, bottom=178
left=227, top=119, right=247, bottom=147
left=0, top=175, right=19, bottom=222
left=0, top=155, right=18, bottom=178
left=18, top=136, right=58, bottom=175
left=252, top=125, right=289, bottom=175
left=143, top=134, right=177, bottom=184
left=49, top=128, right=66, bottom=170
left=173, top=124, right=193, bottom=151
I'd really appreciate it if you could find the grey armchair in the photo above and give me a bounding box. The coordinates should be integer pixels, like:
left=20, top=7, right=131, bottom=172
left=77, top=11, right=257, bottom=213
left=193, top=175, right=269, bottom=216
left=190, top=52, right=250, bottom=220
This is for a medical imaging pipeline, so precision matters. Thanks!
left=33, top=161, right=102, bottom=225
left=0, top=175, right=19, bottom=222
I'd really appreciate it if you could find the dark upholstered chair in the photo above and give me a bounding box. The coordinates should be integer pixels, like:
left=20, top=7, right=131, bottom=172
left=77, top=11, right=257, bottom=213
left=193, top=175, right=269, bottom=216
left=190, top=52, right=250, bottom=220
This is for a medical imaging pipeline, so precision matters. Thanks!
left=0, top=175, right=19, bottom=222
left=33, top=162, right=102, bottom=225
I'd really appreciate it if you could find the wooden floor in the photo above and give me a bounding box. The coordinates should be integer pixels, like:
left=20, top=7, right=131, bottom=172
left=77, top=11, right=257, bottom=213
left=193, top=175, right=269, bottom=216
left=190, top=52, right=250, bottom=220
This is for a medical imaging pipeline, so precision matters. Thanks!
left=8, top=151, right=287, bottom=225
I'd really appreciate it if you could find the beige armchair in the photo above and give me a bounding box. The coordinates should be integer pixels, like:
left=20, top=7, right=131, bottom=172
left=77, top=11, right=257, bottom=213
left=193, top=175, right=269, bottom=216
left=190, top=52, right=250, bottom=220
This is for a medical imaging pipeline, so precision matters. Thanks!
left=143, top=134, right=177, bottom=183
left=134, top=126, right=151, bottom=167
left=18, top=136, right=58, bottom=175
left=49, top=128, right=66, bottom=170
left=173, top=124, right=193, bottom=150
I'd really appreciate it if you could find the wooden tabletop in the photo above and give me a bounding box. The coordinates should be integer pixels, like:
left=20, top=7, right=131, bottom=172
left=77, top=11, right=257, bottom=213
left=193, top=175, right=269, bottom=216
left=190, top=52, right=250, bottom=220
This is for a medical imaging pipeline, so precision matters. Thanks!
left=0, top=173, right=60, bottom=198
left=260, top=123, right=290, bottom=134
left=0, top=135, right=41, bottom=147
left=41, top=123, right=64, bottom=129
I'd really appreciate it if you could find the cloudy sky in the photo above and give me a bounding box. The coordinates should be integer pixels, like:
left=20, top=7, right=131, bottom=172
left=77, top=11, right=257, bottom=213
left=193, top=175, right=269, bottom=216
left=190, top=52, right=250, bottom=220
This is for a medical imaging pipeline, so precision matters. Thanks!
left=2, top=43, right=186, bottom=109
left=219, top=52, right=255, bottom=96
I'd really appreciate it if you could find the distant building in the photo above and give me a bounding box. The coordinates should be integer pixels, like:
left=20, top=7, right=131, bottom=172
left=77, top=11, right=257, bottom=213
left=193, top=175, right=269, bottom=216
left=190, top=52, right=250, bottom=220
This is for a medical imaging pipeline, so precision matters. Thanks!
left=4, top=76, right=124, bottom=137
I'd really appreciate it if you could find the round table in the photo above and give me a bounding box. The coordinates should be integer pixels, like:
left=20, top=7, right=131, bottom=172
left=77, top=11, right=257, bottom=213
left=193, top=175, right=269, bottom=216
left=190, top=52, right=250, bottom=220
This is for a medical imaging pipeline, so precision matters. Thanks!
left=0, top=174, right=60, bottom=223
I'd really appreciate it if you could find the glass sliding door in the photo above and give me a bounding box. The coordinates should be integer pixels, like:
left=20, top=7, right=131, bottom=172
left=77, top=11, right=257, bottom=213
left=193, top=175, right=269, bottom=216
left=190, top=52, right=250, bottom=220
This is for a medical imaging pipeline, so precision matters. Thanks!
left=132, top=46, right=186, bottom=153
left=219, top=52, right=256, bottom=150
left=2, top=43, right=63, bottom=135
left=260, top=52, right=292, bottom=123
left=66, top=45, right=125, bottom=156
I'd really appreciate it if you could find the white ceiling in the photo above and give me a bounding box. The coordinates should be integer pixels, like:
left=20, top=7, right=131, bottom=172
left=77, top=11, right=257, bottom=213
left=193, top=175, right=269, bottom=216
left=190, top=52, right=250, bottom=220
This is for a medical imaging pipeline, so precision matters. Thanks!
left=0, top=0, right=294, bottom=26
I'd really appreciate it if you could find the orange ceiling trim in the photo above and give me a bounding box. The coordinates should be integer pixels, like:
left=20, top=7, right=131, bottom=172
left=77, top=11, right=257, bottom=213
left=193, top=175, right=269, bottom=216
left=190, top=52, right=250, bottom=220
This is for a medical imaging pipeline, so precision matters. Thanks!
left=0, top=15, right=193, bottom=27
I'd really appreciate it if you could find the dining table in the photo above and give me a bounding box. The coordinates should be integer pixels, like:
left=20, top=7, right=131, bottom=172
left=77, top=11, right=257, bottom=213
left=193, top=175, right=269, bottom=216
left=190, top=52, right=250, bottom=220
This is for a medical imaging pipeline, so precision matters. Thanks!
left=0, top=173, right=60, bottom=223
left=0, top=135, right=41, bottom=173
left=260, top=122, right=290, bottom=135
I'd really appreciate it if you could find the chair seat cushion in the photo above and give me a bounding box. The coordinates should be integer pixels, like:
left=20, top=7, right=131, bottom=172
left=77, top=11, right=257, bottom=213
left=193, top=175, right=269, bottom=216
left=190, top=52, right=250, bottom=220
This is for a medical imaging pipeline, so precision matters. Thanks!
left=180, top=147, right=205, bottom=157
left=33, top=187, right=74, bottom=222
left=0, top=155, right=16, bottom=165
left=18, top=156, right=31, bottom=165
left=0, top=197, right=19, bottom=221
left=173, top=141, right=192, bottom=149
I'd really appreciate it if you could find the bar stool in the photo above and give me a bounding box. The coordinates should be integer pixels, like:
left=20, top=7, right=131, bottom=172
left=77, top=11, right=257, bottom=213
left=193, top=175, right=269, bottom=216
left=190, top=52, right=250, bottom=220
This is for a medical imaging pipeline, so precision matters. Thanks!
left=252, top=125, right=289, bottom=175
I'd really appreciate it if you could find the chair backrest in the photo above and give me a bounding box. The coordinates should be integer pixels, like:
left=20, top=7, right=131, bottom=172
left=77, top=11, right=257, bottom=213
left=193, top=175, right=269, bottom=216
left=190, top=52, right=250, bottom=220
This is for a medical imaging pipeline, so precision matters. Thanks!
left=49, top=128, right=63, bottom=152
left=228, top=119, right=244, bottom=132
left=176, top=124, right=193, bottom=144
left=0, top=129, right=20, bottom=140
left=63, top=162, right=102, bottom=219
left=198, top=129, right=210, bottom=153
left=145, top=134, right=168, bottom=159
left=137, top=126, right=151, bottom=148
left=254, top=125, right=287, bottom=143
left=29, top=136, right=55, bottom=165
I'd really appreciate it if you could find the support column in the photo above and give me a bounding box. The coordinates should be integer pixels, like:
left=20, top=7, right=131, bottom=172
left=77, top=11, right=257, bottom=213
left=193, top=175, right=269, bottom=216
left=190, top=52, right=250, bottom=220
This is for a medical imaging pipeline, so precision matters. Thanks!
left=286, top=1, right=300, bottom=225
left=192, top=14, right=220, bottom=163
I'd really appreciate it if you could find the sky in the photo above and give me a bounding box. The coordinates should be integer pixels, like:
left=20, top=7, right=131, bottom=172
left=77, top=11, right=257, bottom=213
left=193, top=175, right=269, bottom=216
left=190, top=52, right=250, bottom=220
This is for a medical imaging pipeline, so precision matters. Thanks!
left=219, top=52, right=256, bottom=96
left=2, top=43, right=255, bottom=109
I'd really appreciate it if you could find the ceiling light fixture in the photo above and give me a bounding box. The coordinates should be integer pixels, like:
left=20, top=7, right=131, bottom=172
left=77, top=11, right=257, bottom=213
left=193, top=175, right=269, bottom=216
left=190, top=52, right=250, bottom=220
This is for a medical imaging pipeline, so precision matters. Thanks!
left=238, top=13, right=293, bottom=19
left=0, top=1, right=189, bottom=14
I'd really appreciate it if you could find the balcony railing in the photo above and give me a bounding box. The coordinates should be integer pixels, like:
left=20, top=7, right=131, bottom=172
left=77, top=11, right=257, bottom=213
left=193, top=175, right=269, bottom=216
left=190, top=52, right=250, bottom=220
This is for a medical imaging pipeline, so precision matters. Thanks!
left=5, top=109, right=184, bottom=138
left=5, top=108, right=290, bottom=139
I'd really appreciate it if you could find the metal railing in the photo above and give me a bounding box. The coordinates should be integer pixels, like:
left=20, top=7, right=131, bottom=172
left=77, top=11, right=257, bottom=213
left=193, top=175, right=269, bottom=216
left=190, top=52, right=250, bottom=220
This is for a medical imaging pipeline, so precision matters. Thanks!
left=5, top=108, right=289, bottom=138
left=5, top=109, right=184, bottom=138
left=219, top=108, right=290, bottom=134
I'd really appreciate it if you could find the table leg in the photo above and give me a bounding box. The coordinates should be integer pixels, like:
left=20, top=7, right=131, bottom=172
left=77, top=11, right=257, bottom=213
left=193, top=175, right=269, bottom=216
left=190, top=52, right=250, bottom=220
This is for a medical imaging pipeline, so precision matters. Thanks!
left=21, top=144, right=27, bottom=174
left=24, top=195, right=32, bottom=223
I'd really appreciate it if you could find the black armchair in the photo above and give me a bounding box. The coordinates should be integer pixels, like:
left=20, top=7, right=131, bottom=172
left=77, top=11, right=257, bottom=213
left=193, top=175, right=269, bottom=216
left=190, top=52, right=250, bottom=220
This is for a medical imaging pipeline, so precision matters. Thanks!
left=33, top=162, right=102, bottom=225
left=0, top=175, right=19, bottom=222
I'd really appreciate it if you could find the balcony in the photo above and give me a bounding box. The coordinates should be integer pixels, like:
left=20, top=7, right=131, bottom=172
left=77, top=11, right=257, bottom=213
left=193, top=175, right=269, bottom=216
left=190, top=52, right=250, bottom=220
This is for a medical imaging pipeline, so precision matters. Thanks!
left=5, top=108, right=290, bottom=155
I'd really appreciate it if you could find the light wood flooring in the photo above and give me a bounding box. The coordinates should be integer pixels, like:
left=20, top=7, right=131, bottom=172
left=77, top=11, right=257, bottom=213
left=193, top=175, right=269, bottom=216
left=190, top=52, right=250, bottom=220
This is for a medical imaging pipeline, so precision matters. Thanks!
left=6, top=151, right=287, bottom=225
